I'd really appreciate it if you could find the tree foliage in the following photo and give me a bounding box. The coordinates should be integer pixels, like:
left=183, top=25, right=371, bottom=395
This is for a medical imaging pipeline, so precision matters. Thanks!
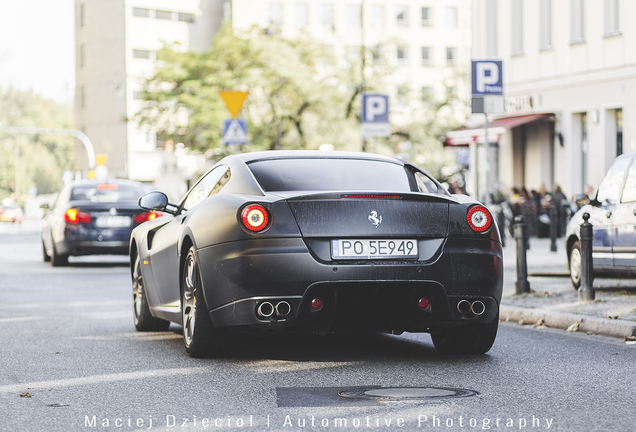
left=0, top=89, right=75, bottom=200
left=135, top=23, right=467, bottom=175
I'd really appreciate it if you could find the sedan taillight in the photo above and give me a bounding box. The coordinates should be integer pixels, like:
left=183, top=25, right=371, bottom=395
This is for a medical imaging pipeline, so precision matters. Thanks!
left=135, top=211, right=161, bottom=224
left=467, top=205, right=492, bottom=233
left=65, top=208, right=91, bottom=224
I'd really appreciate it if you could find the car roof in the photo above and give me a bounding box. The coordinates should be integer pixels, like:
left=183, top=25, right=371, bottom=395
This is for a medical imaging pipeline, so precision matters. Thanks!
left=233, top=150, right=406, bottom=165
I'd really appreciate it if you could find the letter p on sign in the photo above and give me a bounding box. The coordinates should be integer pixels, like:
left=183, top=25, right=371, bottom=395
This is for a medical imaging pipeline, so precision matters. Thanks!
left=362, top=94, right=389, bottom=122
left=471, top=60, right=503, bottom=95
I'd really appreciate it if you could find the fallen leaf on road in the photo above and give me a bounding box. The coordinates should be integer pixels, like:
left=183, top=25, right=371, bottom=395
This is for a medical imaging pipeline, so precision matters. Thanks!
left=20, top=393, right=31, bottom=398
left=534, top=319, right=545, bottom=327
left=624, top=336, right=636, bottom=342
left=605, top=315, right=618, bottom=320
left=566, top=323, right=579, bottom=332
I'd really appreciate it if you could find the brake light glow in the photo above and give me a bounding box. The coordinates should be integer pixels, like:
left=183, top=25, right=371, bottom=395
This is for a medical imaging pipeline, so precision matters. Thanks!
left=65, top=208, right=91, bottom=224
left=97, top=184, right=119, bottom=190
left=467, top=205, right=492, bottom=233
left=341, top=195, right=402, bottom=199
left=241, top=204, right=270, bottom=232
left=135, top=211, right=161, bottom=224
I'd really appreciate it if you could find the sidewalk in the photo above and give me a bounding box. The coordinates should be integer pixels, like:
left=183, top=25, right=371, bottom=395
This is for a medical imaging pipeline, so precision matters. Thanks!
left=500, top=236, right=636, bottom=340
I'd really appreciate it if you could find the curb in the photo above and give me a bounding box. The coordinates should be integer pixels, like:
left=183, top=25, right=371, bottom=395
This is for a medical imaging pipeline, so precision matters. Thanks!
left=500, top=305, right=636, bottom=339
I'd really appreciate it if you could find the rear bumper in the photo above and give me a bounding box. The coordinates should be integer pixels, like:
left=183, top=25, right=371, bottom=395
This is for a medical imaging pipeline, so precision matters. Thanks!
left=56, top=225, right=132, bottom=256
left=197, top=237, right=503, bottom=334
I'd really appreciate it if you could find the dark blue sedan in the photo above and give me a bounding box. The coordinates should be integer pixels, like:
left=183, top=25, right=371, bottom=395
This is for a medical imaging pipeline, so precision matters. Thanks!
left=41, top=179, right=158, bottom=266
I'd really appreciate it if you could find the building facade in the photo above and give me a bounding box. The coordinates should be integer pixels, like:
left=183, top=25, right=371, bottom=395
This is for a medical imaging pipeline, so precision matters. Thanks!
left=455, top=0, right=636, bottom=201
left=75, top=0, right=471, bottom=185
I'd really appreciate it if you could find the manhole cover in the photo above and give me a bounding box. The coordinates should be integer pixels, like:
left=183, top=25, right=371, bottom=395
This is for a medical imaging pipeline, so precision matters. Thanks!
left=339, top=387, right=477, bottom=401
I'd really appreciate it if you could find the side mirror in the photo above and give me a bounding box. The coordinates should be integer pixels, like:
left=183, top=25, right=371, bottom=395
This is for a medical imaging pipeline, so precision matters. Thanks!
left=139, top=191, right=171, bottom=212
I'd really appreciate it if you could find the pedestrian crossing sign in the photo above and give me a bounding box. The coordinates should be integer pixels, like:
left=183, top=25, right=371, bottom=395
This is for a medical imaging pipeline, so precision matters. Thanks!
left=223, top=118, right=248, bottom=145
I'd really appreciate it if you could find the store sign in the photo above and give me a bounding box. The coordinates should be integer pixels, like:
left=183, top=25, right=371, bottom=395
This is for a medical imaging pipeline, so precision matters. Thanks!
left=505, top=95, right=533, bottom=113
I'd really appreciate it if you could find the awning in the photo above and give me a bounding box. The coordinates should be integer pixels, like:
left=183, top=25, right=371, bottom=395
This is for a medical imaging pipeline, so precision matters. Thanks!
left=444, top=113, right=554, bottom=146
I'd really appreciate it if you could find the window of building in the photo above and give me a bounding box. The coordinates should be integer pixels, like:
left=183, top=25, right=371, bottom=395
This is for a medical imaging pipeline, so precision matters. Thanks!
left=79, top=44, right=85, bottom=68
left=270, top=3, right=283, bottom=26
left=604, top=0, right=621, bottom=36
left=295, top=3, right=308, bottom=27
left=370, top=4, right=384, bottom=28
left=421, top=7, right=432, bottom=27
left=397, top=85, right=409, bottom=106
left=372, top=45, right=383, bottom=65
left=486, top=0, right=498, bottom=56
left=133, top=7, right=150, bottom=18
left=178, top=13, right=195, bottom=23
left=421, top=47, right=431, bottom=66
left=397, top=46, right=408, bottom=67
left=80, top=85, right=86, bottom=109
left=571, top=0, right=586, bottom=44
left=512, top=0, right=523, bottom=55
left=446, top=47, right=456, bottom=66
left=346, top=4, right=361, bottom=27
left=421, top=86, right=433, bottom=101
left=321, top=3, right=334, bottom=28
left=445, top=6, right=457, bottom=28
left=540, top=0, right=552, bottom=49
left=396, top=5, right=408, bottom=27
left=133, top=49, right=152, bottom=59
left=616, top=108, right=623, bottom=156
left=155, top=10, right=173, bottom=20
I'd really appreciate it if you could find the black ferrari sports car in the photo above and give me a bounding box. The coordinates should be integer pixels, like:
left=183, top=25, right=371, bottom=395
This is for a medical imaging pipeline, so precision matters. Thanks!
left=130, top=151, right=503, bottom=357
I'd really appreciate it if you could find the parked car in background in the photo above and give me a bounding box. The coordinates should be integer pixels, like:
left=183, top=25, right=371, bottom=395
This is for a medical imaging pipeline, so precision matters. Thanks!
left=130, top=150, right=503, bottom=358
left=566, top=152, right=636, bottom=287
left=42, top=179, right=158, bottom=266
left=0, top=198, right=24, bottom=223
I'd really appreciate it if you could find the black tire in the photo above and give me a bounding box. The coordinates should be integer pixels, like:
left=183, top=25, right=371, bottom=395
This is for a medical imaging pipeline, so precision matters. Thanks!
left=132, top=254, right=170, bottom=331
left=50, top=243, right=68, bottom=267
left=181, top=247, right=238, bottom=358
left=42, top=240, right=51, bottom=262
left=569, top=241, right=582, bottom=289
left=431, top=318, right=499, bottom=354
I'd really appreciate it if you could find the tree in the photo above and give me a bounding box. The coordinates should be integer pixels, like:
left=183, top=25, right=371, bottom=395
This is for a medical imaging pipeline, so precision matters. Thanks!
left=0, top=89, right=75, bottom=200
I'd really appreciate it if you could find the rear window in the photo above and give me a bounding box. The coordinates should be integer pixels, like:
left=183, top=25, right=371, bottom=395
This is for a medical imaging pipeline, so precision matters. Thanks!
left=70, top=184, right=145, bottom=203
left=247, top=158, right=413, bottom=192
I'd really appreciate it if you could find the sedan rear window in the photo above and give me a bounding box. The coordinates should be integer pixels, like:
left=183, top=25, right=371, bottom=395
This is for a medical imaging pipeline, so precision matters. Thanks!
left=70, top=184, right=145, bottom=203
left=247, top=158, right=413, bottom=192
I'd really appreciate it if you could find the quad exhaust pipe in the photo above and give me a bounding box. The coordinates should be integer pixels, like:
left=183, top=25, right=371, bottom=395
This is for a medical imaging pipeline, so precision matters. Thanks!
left=257, top=301, right=292, bottom=319
left=456, top=299, right=486, bottom=316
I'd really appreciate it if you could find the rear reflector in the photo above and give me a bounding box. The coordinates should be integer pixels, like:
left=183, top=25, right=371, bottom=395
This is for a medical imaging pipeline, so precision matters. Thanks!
left=241, top=204, right=270, bottom=232
left=467, top=205, right=492, bottom=232
left=310, top=298, right=323, bottom=311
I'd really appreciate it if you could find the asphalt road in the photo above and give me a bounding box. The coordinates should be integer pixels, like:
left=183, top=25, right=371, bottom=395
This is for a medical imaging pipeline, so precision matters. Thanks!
left=1, top=221, right=635, bottom=432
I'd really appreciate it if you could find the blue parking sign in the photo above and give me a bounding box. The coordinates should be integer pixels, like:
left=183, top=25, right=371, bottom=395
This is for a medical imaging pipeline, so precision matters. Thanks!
left=361, top=94, right=389, bottom=123
left=471, top=61, right=503, bottom=95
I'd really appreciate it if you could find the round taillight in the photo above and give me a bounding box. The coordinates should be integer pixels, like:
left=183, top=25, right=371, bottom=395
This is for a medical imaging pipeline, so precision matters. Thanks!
left=241, top=204, right=269, bottom=232
left=310, top=298, right=323, bottom=311
left=467, top=205, right=492, bottom=233
left=418, top=297, right=431, bottom=310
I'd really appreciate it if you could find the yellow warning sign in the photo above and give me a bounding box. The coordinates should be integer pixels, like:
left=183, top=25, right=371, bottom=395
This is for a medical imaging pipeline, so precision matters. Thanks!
left=219, top=90, right=248, bottom=118
left=95, top=154, right=108, bottom=166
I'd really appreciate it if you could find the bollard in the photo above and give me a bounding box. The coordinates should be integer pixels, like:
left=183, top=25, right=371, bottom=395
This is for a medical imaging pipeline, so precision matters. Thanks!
left=514, top=215, right=531, bottom=294
left=579, top=212, right=595, bottom=301
left=549, top=204, right=558, bottom=252
left=497, top=207, right=506, bottom=247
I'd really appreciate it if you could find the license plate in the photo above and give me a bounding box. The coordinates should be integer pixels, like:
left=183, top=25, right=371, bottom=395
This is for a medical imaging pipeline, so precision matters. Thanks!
left=95, top=216, right=132, bottom=228
left=331, top=239, right=418, bottom=259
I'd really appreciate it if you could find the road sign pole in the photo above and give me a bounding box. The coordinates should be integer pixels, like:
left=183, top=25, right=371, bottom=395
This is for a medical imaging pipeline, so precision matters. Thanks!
left=484, top=113, right=490, bottom=206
